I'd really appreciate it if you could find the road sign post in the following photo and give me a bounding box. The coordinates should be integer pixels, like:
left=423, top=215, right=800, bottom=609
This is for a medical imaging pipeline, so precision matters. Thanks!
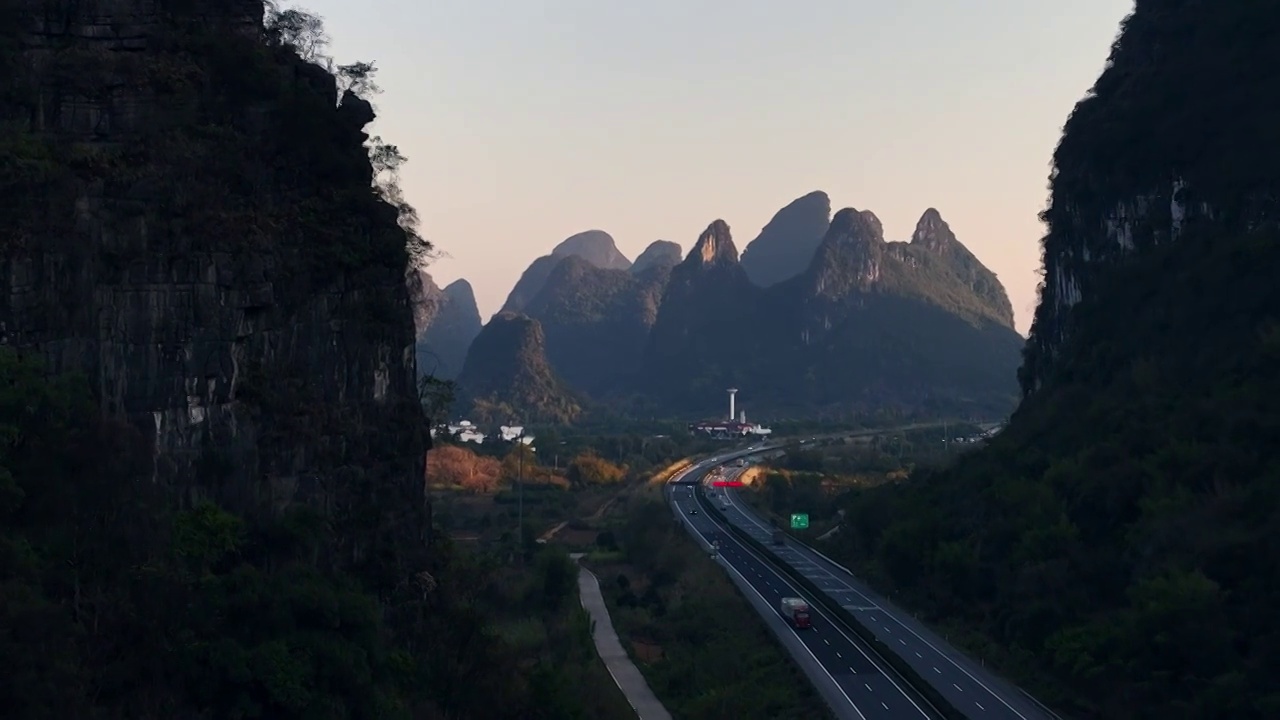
left=790, top=513, right=809, bottom=530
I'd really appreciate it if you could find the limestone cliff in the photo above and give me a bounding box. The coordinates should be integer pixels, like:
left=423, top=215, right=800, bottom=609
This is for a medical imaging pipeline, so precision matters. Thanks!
left=408, top=270, right=480, bottom=380
left=1021, top=0, right=1280, bottom=394
left=641, top=210, right=1021, bottom=417
left=0, top=0, right=423, bottom=515
left=642, top=219, right=758, bottom=406
left=740, top=190, right=832, bottom=287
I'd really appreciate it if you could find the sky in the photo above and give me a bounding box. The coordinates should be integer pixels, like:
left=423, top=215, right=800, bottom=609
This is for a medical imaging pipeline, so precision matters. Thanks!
left=300, top=0, right=1135, bottom=335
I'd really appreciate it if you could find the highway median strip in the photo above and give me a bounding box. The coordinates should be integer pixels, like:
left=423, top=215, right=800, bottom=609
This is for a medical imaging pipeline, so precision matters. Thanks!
left=695, top=486, right=970, bottom=720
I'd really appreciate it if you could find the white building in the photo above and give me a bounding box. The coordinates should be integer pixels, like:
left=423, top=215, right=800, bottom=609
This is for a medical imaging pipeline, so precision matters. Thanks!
left=426, top=420, right=536, bottom=446
left=499, top=425, right=535, bottom=445
left=437, top=420, right=485, bottom=444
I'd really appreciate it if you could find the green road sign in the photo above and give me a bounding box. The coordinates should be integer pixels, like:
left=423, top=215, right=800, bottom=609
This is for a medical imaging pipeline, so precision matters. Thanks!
left=790, top=513, right=809, bottom=529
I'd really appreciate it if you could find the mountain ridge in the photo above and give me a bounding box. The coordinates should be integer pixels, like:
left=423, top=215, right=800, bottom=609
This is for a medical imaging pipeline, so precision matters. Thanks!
left=461, top=200, right=1020, bottom=421
left=499, top=230, right=631, bottom=314
left=740, top=190, right=832, bottom=287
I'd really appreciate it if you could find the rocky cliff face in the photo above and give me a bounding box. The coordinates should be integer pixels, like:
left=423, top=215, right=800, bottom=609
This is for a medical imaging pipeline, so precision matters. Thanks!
left=1021, top=0, right=1280, bottom=394
left=500, top=229, right=631, bottom=313
left=642, top=220, right=760, bottom=405
left=740, top=190, right=832, bottom=287
left=792, top=207, right=1024, bottom=414
left=906, top=209, right=1015, bottom=327
left=0, top=0, right=422, bottom=513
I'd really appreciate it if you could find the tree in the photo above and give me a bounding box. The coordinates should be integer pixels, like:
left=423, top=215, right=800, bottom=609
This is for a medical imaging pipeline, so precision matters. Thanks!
left=566, top=452, right=625, bottom=486
left=263, top=3, right=328, bottom=61
left=502, top=443, right=538, bottom=480
left=335, top=61, right=380, bottom=97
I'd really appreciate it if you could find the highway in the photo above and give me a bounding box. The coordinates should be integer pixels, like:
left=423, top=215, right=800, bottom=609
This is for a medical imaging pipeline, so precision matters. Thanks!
left=717, top=480, right=1057, bottom=720
left=666, top=461, right=939, bottom=720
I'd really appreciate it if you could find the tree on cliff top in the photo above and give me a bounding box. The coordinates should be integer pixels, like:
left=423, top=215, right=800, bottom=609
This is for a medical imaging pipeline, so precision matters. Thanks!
left=264, top=2, right=436, bottom=267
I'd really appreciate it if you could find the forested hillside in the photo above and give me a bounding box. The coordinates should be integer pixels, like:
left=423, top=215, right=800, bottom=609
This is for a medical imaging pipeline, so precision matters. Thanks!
left=0, top=2, right=604, bottom=717
left=825, top=3, right=1280, bottom=718
left=833, top=227, right=1280, bottom=719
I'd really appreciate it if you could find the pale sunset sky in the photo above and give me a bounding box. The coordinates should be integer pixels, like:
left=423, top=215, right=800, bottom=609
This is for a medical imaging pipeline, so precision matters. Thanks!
left=300, top=0, right=1135, bottom=334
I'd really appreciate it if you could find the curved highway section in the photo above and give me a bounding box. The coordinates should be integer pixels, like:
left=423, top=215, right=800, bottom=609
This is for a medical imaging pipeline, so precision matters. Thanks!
left=668, top=443, right=1059, bottom=720
left=667, top=459, right=938, bottom=720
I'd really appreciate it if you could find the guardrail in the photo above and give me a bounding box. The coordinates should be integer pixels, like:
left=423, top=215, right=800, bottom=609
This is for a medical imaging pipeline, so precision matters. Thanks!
left=694, top=483, right=968, bottom=720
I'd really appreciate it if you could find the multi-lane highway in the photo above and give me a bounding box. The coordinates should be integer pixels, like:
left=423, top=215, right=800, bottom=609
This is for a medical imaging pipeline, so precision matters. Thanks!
left=666, top=461, right=939, bottom=720
left=713, top=469, right=1058, bottom=720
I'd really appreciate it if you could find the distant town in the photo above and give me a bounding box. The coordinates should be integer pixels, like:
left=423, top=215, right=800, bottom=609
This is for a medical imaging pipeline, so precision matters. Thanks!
left=437, top=388, right=773, bottom=444
left=430, top=421, right=535, bottom=446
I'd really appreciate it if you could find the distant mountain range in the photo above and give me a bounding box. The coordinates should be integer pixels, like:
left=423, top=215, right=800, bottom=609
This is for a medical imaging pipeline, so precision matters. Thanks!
left=414, top=191, right=1025, bottom=423
left=408, top=271, right=481, bottom=380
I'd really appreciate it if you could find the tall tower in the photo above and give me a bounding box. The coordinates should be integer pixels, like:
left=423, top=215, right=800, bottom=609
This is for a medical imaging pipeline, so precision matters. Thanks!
left=727, top=388, right=738, bottom=421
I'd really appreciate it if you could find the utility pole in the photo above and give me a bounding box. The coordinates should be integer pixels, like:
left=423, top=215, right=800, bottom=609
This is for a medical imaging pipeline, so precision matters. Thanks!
left=517, top=426, right=524, bottom=562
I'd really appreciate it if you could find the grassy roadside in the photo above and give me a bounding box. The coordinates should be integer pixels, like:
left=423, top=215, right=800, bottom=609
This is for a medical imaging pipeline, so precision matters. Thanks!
left=571, top=491, right=834, bottom=720
left=483, top=547, right=639, bottom=720
left=424, top=445, right=680, bottom=719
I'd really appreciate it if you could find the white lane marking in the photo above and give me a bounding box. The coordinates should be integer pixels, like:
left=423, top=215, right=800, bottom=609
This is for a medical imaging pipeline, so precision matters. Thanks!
left=722, top=486, right=1034, bottom=719
left=977, top=702, right=985, bottom=710
left=704, top=502, right=931, bottom=719
left=669, top=491, right=869, bottom=720
left=865, top=684, right=873, bottom=692
left=954, top=683, right=963, bottom=692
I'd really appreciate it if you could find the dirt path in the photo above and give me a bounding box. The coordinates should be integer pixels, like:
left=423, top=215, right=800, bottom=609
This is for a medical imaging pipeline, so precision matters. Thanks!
left=540, top=484, right=633, bottom=543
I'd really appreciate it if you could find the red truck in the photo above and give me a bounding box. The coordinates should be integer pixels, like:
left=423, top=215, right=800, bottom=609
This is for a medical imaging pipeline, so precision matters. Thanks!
left=780, top=597, right=812, bottom=629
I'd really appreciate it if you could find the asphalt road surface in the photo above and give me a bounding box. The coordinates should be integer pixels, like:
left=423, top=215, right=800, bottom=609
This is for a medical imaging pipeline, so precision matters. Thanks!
left=666, top=468, right=938, bottom=720
left=718, top=484, right=1058, bottom=720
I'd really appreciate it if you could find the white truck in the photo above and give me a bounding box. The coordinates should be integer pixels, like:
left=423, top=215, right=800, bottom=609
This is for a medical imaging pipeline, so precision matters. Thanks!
left=779, top=597, right=812, bottom=629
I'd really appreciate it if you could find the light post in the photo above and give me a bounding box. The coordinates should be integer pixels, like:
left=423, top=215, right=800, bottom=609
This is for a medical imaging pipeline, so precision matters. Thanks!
left=517, top=428, right=524, bottom=556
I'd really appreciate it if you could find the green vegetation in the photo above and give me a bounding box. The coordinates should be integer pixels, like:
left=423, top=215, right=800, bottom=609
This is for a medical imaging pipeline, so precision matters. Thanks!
left=590, top=497, right=833, bottom=720
left=457, top=312, right=582, bottom=424
left=523, top=254, right=674, bottom=397
left=0, top=3, right=635, bottom=717
left=816, top=6, right=1280, bottom=718
left=424, top=427, right=713, bottom=552
left=0, top=347, right=635, bottom=719
left=531, top=425, right=723, bottom=475
left=1023, top=0, right=1280, bottom=392
left=823, top=227, right=1280, bottom=719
